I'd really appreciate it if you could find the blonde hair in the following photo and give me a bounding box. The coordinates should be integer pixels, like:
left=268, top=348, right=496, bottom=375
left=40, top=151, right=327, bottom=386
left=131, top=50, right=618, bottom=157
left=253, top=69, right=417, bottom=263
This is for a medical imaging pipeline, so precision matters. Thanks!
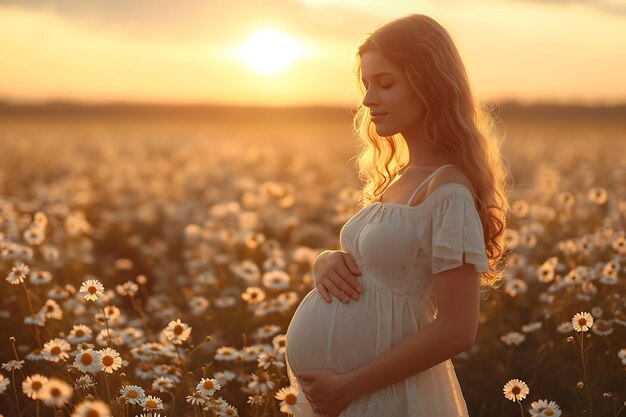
left=351, top=14, right=512, bottom=291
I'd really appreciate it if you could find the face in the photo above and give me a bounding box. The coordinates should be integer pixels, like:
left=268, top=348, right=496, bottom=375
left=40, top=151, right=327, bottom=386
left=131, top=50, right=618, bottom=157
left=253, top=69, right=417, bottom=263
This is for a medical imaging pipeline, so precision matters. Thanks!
left=360, top=50, right=425, bottom=138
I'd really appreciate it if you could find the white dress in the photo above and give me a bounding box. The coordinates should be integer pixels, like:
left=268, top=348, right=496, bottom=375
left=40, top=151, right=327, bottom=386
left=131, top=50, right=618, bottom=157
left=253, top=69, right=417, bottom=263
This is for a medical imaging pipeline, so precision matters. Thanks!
left=285, top=164, right=490, bottom=417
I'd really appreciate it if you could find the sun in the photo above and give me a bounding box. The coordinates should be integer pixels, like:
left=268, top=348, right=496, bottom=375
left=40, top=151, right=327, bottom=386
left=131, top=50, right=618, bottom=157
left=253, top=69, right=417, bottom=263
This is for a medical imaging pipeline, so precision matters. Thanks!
left=234, top=28, right=305, bottom=75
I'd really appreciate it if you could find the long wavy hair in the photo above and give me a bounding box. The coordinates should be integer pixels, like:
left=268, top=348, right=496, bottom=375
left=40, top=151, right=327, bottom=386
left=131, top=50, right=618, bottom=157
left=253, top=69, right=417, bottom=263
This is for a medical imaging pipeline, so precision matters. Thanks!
left=351, top=14, right=512, bottom=291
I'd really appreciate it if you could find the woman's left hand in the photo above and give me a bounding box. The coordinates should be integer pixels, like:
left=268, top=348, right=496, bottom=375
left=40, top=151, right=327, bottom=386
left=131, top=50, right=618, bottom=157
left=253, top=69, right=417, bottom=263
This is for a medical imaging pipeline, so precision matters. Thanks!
left=298, top=369, right=355, bottom=416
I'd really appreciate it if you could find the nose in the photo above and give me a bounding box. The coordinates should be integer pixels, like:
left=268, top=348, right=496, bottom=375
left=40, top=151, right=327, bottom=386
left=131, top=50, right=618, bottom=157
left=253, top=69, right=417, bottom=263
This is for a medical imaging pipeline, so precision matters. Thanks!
left=362, top=88, right=378, bottom=109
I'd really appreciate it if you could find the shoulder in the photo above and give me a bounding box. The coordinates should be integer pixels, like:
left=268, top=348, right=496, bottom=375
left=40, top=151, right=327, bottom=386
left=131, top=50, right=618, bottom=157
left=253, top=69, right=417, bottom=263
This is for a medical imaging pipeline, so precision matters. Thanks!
left=426, top=166, right=476, bottom=199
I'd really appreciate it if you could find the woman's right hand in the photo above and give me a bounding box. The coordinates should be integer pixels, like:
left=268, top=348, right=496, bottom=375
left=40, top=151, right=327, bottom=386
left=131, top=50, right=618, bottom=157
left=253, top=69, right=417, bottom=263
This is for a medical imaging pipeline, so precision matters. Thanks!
left=313, top=250, right=363, bottom=304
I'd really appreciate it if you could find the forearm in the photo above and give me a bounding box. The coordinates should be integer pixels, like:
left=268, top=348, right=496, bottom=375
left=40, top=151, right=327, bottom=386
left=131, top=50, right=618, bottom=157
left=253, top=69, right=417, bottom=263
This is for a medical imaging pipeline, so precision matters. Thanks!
left=345, top=318, right=472, bottom=400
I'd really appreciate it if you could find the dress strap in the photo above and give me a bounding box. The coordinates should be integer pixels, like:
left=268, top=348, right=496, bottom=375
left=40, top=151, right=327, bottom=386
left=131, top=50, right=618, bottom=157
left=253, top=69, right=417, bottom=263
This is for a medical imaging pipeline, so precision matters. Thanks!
left=405, top=164, right=456, bottom=205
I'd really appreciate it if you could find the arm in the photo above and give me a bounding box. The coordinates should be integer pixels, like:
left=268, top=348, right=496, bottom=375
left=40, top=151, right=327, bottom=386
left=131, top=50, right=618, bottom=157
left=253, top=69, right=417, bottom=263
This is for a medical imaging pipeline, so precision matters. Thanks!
left=344, top=262, right=481, bottom=400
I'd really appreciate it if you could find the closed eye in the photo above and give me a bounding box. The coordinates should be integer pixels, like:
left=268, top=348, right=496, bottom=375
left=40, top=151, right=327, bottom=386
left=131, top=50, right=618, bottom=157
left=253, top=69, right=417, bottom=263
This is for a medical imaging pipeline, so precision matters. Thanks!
left=364, top=83, right=394, bottom=90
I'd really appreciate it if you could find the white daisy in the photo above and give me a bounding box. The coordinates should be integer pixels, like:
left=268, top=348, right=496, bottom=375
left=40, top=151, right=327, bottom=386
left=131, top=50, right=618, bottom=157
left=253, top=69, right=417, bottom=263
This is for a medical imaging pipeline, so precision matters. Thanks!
left=261, top=270, right=290, bottom=291
left=71, top=399, right=112, bottom=417
left=275, top=385, right=306, bottom=415
left=141, top=395, right=164, bottom=411
left=253, top=324, right=281, bottom=340
left=119, top=384, right=146, bottom=405
left=186, top=390, right=208, bottom=405
left=247, top=370, right=276, bottom=394
left=528, top=398, right=562, bottom=417
left=219, top=405, right=239, bottom=416
left=29, top=269, right=53, bottom=285
left=79, top=278, right=105, bottom=301
left=1, top=360, right=25, bottom=371
left=22, top=373, right=49, bottom=399
left=74, top=349, right=103, bottom=375
left=152, top=376, right=175, bottom=393
left=214, top=346, right=241, bottom=362
left=40, top=299, right=63, bottom=320
left=40, top=378, right=74, bottom=407
left=43, top=338, right=71, bottom=362
left=197, top=377, right=221, bottom=397
left=188, top=296, right=210, bottom=316
left=503, top=378, right=530, bottom=402
left=272, top=334, right=287, bottom=354
left=241, top=287, right=266, bottom=305
left=115, top=281, right=138, bottom=297
left=214, top=295, right=236, bottom=308
left=214, top=370, right=237, bottom=387
left=0, top=374, right=11, bottom=394
left=68, top=324, right=93, bottom=344
left=163, top=319, right=192, bottom=345
left=499, top=331, right=526, bottom=346
left=26, top=347, right=46, bottom=361
left=24, top=312, right=46, bottom=327
left=6, top=262, right=30, bottom=285
left=98, top=347, right=122, bottom=373
left=572, top=312, right=594, bottom=332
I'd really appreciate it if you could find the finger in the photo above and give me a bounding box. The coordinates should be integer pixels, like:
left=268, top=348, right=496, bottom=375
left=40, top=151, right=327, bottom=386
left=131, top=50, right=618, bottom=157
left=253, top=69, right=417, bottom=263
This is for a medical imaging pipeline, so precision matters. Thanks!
left=316, top=283, right=332, bottom=303
left=330, top=271, right=360, bottom=302
left=341, top=251, right=362, bottom=276
left=339, top=255, right=364, bottom=296
left=304, top=391, right=314, bottom=403
left=332, top=268, right=361, bottom=300
left=323, top=277, right=350, bottom=304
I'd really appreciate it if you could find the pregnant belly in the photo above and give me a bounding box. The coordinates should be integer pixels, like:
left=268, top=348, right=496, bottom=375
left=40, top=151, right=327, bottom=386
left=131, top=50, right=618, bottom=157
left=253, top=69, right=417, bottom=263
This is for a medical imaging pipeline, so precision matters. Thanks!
left=285, top=288, right=378, bottom=377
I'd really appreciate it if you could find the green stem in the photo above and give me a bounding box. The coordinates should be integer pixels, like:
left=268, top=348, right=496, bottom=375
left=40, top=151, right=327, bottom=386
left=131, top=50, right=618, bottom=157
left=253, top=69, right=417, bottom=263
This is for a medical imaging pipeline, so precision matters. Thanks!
left=11, top=369, right=22, bottom=416
left=579, top=333, right=593, bottom=417
left=20, top=280, right=36, bottom=315
left=102, top=307, right=113, bottom=347
left=103, top=372, right=112, bottom=403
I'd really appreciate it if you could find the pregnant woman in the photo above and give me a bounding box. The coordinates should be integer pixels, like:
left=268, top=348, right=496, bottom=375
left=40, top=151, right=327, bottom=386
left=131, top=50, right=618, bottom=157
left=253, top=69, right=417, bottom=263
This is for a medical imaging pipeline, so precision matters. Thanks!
left=285, top=13, right=511, bottom=417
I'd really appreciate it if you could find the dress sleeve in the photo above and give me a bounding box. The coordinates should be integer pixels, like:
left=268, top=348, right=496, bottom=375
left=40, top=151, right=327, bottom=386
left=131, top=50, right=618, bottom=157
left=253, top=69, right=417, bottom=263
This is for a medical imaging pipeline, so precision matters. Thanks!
left=430, top=187, right=490, bottom=275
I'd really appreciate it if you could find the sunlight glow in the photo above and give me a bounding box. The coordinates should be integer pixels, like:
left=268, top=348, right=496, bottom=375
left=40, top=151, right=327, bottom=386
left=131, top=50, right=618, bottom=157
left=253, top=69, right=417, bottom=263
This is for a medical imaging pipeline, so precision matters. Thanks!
left=234, top=28, right=304, bottom=75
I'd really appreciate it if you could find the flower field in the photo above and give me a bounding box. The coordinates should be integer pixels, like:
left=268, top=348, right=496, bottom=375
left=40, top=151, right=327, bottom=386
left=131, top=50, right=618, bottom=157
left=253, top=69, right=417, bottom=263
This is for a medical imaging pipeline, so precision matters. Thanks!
left=0, top=116, right=624, bottom=417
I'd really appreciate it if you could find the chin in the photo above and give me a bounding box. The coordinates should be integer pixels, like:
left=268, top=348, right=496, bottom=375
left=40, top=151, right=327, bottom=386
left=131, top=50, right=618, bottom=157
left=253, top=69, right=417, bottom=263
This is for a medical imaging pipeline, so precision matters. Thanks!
left=375, top=125, right=397, bottom=136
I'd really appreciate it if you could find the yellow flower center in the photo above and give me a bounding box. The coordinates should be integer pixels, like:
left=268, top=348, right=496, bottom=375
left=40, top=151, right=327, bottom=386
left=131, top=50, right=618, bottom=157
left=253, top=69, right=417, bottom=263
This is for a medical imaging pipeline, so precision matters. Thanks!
left=88, top=286, right=97, bottom=294
left=146, top=399, right=157, bottom=408
left=129, top=390, right=138, bottom=398
left=50, top=346, right=61, bottom=355
left=285, top=393, right=297, bottom=405
left=174, top=325, right=184, bottom=335
left=81, top=353, right=92, bottom=365
left=102, top=356, right=114, bottom=367
left=203, top=380, right=214, bottom=390
left=545, top=410, right=554, bottom=416
left=50, top=387, right=61, bottom=398
left=85, top=409, right=99, bottom=417
left=75, top=330, right=84, bottom=337
left=32, top=381, right=43, bottom=390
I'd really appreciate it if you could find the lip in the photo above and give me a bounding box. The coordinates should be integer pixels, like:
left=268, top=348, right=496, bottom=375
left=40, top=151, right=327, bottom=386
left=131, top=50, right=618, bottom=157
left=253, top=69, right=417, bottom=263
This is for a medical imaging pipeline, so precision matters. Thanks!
left=371, top=113, right=387, bottom=122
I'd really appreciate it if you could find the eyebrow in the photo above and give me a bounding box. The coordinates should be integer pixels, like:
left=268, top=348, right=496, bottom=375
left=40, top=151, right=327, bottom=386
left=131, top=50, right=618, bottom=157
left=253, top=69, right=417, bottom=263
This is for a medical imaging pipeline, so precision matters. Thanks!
left=361, top=72, right=395, bottom=82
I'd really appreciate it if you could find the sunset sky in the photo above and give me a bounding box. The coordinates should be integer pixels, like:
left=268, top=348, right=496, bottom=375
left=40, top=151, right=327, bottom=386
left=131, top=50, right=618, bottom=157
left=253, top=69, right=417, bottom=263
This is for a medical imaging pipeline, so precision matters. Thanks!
left=1, top=0, right=625, bottom=107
